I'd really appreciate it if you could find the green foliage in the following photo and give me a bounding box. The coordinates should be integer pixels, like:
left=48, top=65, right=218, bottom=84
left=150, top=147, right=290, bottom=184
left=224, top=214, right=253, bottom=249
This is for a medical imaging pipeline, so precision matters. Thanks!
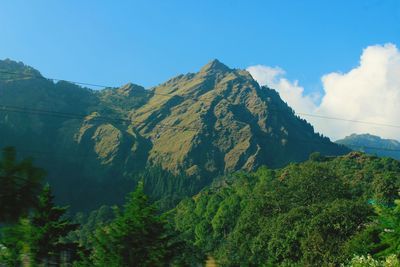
left=90, top=182, right=187, bottom=266
left=173, top=154, right=400, bottom=266
left=136, top=166, right=204, bottom=211
left=346, top=254, right=400, bottom=267
left=0, top=218, right=32, bottom=266
left=67, top=205, right=116, bottom=249
left=343, top=224, right=382, bottom=257
left=374, top=199, right=400, bottom=258
left=0, top=146, right=45, bottom=223
left=309, top=151, right=325, bottom=162
left=300, top=200, right=372, bottom=265
left=0, top=185, right=78, bottom=266
left=372, top=173, right=400, bottom=203
left=29, top=184, right=79, bottom=265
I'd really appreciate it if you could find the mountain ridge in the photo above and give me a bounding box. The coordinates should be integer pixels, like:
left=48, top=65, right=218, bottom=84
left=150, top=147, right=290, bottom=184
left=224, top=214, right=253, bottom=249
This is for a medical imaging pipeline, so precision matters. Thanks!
left=0, top=58, right=349, bottom=210
left=336, top=133, right=400, bottom=160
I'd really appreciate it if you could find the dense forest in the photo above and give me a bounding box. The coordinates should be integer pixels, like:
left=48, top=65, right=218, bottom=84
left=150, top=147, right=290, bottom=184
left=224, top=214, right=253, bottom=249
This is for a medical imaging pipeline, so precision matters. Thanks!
left=174, top=152, right=400, bottom=266
left=0, top=147, right=199, bottom=266
left=1, top=147, right=399, bottom=266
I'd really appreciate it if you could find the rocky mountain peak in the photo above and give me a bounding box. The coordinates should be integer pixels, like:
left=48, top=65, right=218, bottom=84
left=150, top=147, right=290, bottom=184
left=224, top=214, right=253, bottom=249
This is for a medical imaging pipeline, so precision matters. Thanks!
left=199, top=59, right=231, bottom=74
left=116, top=83, right=146, bottom=97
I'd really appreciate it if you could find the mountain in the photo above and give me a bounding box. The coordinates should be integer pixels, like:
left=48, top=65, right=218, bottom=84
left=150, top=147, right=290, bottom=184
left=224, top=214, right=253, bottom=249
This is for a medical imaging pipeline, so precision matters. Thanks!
left=336, top=133, right=400, bottom=160
left=173, top=152, right=400, bottom=266
left=0, top=58, right=349, bottom=210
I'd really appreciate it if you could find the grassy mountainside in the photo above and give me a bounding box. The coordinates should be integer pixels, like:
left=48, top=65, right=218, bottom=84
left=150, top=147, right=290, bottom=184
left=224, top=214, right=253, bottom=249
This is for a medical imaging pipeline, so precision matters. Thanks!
left=336, top=133, right=400, bottom=160
left=173, top=152, right=400, bottom=266
left=0, top=58, right=348, bottom=210
left=132, top=60, right=347, bottom=175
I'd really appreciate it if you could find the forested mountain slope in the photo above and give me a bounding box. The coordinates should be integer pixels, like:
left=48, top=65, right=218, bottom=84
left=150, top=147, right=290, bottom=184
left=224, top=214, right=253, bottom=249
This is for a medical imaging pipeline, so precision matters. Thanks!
left=0, top=58, right=348, bottom=210
left=173, top=152, right=400, bottom=266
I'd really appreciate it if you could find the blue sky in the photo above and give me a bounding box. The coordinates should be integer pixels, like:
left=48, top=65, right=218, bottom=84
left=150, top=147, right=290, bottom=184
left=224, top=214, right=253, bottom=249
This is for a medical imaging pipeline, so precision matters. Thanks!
left=0, top=0, right=399, bottom=93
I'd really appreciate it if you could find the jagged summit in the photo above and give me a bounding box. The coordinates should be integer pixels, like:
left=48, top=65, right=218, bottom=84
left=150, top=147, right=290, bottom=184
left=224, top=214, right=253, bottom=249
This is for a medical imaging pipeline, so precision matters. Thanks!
left=130, top=57, right=348, bottom=176
left=199, top=59, right=231, bottom=74
left=116, top=82, right=146, bottom=97
left=147, top=59, right=240, bottom=99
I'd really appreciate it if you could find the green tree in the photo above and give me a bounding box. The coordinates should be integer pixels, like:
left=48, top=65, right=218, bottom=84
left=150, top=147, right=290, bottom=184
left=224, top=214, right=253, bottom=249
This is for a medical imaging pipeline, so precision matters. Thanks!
left=309, top=151, right=325, bottom=162
left=301, top=200, right=373, bottom=265
left=0, top=146, right=45, bottom=223
left=375, top=199, right=400, bottom=258
left=372, top=173, right=400, bottom=204
left=91, top=181, right=181, bottom=267
left=0, top=218, right=31, bottom=266
left=173, top=154, right=400, bottom=266
left=29, top=184, right=79, bottom=265
left=211, top=194, right=240, bottom=239
left=346, top=254, right=400, bottom=267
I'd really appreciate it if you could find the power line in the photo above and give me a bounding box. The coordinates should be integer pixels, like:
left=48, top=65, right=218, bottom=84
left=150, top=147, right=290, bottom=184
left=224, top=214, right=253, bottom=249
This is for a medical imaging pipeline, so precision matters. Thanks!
left=296, top=113, right=400, bottom=129
left=0, top=104, right=127, bottom=123
left=3, top=133, right=399, bottom=163
left=0, top=101, right=400, bottom=140
left=0, top=70, right=109, bottom=88
left=0, top=69, right=212, bottom=101
left=1, top=105, right=400, bottom=153
left=294, top=138, right=400, bottom=153
left=2, top=69, right=400, bottom=129
left=2, top=99, right=400, bottom=134
left=1, top=109, right=399, bottom=158
left=0, top=104, right=199, bottom=132
left=342, top=144, right=400, bottom=153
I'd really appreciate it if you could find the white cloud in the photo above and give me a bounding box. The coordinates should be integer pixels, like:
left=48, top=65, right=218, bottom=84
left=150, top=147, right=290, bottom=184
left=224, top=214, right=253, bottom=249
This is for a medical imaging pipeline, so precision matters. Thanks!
left=247, top=43, right=400, bottom=140
left=246, top=65, right=319, bottom=116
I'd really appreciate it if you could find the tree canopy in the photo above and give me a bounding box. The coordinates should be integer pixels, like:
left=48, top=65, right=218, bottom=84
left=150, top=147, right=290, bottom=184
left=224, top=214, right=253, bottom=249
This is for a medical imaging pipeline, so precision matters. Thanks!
left=0, top=146, right=45, bottom=223
left=173, top=153, right=400, bottom=266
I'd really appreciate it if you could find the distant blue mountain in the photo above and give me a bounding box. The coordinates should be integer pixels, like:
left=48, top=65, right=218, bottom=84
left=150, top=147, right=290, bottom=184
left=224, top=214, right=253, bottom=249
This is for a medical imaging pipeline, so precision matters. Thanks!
left=336, top=133, right=400, bottom=160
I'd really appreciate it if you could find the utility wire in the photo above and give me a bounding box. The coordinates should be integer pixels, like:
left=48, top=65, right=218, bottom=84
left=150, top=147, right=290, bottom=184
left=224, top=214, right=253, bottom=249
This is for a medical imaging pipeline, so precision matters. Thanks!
left=1, top=111, right=399, bottom=158
left=1, top=69, right=400, bottom=129
left=1, top=101, right=400, bottom=133
left=7, top=133, right=400, bottom=159
left=296, top=113, right=400, bottom=129
left=0, top=70, right=109, bottom=88
left=0, top=69, right=211, bottom=101
left=0, top=105, right=198, bottom=132
left=341, top=144, right=400, bottom=152
left=1, top=71, right=399, bottom=188
left=1, top=105, right=400, bottom=153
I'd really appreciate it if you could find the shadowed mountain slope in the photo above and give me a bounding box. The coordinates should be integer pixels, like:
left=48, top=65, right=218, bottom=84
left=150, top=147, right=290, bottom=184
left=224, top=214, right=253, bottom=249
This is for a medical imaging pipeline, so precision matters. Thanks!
left=0, top=58, right=349, bottom=210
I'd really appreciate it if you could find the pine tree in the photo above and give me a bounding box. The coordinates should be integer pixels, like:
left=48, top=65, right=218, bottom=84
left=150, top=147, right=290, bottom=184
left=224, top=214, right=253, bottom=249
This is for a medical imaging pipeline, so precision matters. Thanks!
left=0, top=146, right=44, bottom=223
left=91, top=181, right=180, bottom=267
left=29, top=184, right=78, bottom=265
